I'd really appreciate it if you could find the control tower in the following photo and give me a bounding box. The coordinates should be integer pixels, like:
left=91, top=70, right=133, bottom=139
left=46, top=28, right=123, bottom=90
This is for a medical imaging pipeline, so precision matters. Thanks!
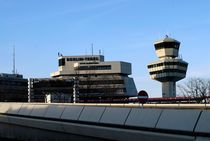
left=148, top=36, right=188, bottom=97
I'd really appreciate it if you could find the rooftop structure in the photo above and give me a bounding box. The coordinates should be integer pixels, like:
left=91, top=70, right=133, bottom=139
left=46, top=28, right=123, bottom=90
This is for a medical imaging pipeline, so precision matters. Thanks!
left=51, top=55, right=131, bottom=77
left=148, top=36, right=188, bottom=97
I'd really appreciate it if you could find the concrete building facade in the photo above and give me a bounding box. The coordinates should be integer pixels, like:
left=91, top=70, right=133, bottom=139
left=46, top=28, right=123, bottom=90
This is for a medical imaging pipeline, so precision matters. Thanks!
left=28, top=78, right=74, bottom=103
left=0, top=73, right=28, bottom=102
left=51, top=55, right=137, bottom=101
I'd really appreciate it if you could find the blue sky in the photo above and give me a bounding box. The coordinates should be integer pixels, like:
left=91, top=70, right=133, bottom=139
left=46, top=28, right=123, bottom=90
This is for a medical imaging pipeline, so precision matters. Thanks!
left=0, top=0, right=210, bottom=97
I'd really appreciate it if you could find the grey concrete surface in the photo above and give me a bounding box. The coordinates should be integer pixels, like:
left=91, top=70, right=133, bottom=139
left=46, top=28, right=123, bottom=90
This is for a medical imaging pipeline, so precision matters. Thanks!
left=30, top=104, right=49, bottom=117
left=156, top=109, right=201, bottom=132
left=125, top=108, right=162, bottom=128
left=79, top=106, right=106, bottom=122
left=0, top=115, right=9, bottom=123
left=8, top=116, right=64, bottom=132
left=6, top=103, right=23, bottom=114
left=196, top=137, right=210, bottom=141
left=0, top=103, right=12, bottom=113
left=100, top=107, right=131, bottom=125
left=44, top=105, right=65, bottom=118
left=0, top=122, right=105, bottom=141
left=195, top=110, right=210, bottom=134
left=0, top=103, right=209, bottom=141
left=61, top=105, right=84, bottom=120
left=18, top=104, right=34, bottom=116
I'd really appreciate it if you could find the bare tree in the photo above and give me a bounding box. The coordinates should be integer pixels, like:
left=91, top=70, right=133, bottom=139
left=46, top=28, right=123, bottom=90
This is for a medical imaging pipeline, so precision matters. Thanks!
left=208, top=79, right=210, bottom=96
left=177, top=78, right=210, bottom=103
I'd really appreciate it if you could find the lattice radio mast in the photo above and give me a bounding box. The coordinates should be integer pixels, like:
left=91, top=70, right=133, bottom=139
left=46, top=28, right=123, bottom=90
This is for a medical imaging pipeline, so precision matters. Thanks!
left=12, top=45, right=16, bottom=74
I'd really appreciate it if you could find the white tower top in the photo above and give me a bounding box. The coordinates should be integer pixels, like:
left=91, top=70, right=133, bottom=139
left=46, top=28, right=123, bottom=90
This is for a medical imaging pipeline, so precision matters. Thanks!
left=154, top=35, right=180, bottom=59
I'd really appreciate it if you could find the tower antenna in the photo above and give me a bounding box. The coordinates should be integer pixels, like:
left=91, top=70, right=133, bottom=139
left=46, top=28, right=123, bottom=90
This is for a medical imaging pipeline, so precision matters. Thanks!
left=99, top=49, right=101, bottom=55
left=91, top=43, right=94, bottom=56
left=12, top=45, right=16, bottom=74
left=102, top=49, right=104, bottom=56
left=85, top=48, right=87, bottom=55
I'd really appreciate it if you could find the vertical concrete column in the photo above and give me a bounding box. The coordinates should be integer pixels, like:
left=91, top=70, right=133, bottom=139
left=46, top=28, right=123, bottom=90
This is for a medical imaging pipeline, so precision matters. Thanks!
left=28, top=78, right=33, bottom=102
left=73, top=77, right=79, bottom=103
left=162, top=81, right=176, bottom=97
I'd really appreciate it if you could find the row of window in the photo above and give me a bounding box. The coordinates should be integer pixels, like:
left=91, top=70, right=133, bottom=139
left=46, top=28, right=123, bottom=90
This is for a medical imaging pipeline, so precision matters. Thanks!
left=149, top=69, right=187, bottom=75
left=77, top=65, right=112, bottom=70
left=80, top=62, right=99, bottom=65
left=155, top=42, right=180, bottom=50
left=148, top=62, right=188, bottom=69
left=33, top=81, right=74, bottom=87
left=80, top=80, right=124, bottom=85
left=0, top=81, right=28, bottom=86
left=79, top=88, right=126, bottom=93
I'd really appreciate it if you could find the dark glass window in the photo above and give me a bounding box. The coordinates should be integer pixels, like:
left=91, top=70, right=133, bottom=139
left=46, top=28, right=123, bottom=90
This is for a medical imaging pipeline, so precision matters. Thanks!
left=148, top=62, right=188, bottom=69
left=155, top=42, right=180, bottom=50
left=77, top=65, right=111, bottom=70
left=149, top=69, right=186, bottom=75
left=80, top=80, right=124, bottom=85
left=59, top=58, right=65, bottom=66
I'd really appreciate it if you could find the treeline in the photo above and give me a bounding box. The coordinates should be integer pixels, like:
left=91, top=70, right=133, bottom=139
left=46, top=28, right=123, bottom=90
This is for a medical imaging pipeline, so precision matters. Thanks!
left=177, top=78, right=210, bottom=103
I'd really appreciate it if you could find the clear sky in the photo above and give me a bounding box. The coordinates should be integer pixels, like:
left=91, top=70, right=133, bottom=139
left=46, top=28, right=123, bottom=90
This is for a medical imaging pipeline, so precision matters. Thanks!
left=0, top=0, right=210, bottom=97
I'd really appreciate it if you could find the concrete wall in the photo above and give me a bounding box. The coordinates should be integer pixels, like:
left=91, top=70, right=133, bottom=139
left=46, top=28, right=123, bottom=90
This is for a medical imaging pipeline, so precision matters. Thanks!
left=0, top=103, right=209, bottom=141
left=52, top=61, right=132, bottom=76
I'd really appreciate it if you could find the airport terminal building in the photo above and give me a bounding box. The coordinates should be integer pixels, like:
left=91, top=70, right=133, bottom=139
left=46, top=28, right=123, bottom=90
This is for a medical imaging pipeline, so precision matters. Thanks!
left=50, top=55, right=137, bottom=101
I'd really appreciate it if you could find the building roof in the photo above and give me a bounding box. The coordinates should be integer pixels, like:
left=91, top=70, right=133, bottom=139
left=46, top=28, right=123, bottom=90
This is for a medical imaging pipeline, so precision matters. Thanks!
left=154, top=35, right=180, bottom=44
left=0, top=73, right=23, bottom=79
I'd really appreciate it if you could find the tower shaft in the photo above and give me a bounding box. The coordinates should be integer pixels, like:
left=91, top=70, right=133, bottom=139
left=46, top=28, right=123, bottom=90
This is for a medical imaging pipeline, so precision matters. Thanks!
left=162, top=81, right=176, bottom=98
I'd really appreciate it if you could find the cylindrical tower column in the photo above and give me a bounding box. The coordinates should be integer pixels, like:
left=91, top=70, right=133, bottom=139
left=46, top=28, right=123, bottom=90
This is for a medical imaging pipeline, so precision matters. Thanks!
left=162, top=81, right=176, bottom=98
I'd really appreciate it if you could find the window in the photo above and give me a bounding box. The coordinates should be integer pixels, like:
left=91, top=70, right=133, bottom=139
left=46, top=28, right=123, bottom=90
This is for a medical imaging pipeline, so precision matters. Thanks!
left=148, top=62, right=188, bottom=69
left=77, top=65, right=112, bottom=70
left=59, top=58, right=65, bottom=66
left=155, top=42, right=180, bottom=50
left=149, top=69, right=186, bottom=75
left=80, top=80, right=124, bottom=85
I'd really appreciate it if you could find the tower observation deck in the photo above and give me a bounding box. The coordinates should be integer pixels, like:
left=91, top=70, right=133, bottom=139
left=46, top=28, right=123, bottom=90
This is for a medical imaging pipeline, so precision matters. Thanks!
left=148, top=36, right=188, bottom=97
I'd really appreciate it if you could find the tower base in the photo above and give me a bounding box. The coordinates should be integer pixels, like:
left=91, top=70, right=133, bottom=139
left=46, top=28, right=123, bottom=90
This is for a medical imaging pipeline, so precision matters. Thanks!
left=162, top=82, right=176, bottom=98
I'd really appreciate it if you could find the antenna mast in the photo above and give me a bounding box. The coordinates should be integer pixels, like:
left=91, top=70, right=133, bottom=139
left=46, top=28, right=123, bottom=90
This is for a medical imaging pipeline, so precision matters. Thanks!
left=91, top=43, right=93, bottom=56
left=12, top=45, right=16, bottom=74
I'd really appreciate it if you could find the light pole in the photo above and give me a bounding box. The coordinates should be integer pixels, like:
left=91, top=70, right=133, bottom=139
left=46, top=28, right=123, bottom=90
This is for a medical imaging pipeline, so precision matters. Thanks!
left=73, top=76, right=79, bottom=103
